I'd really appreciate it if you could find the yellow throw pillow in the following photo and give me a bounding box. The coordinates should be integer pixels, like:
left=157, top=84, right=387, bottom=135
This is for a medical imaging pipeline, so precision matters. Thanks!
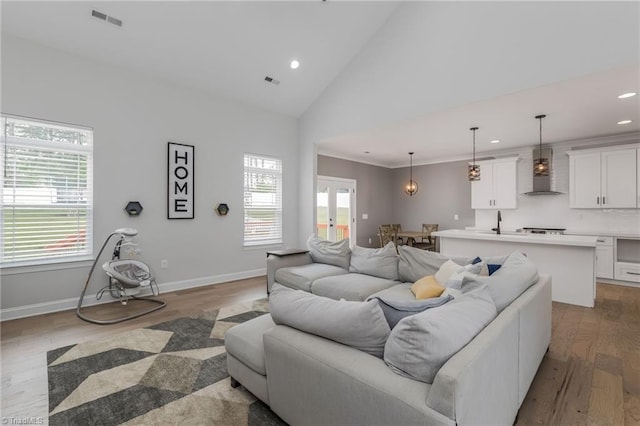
left=411, top=275, right=445, bottom=300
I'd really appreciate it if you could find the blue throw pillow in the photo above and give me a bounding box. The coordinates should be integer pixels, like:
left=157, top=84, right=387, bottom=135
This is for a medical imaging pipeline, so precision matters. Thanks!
left=488, top=264, right=502, bottom=275
left=472, top=256, right=502, bottom=275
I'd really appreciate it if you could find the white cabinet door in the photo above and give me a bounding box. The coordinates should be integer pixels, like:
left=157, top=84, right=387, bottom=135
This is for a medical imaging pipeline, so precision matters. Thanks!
left=570, top=152, right=602, bottom=208
left=637, top=149, right=640, bottom=207
left=493, top=160, right=517, bottom=209
left=471, top=158, right=517, bottom=209
left=595, top=244, right=614, bottom=279
left=601, top=149, right=637, bottom=208
left=471, top=162, right=494, bottom=209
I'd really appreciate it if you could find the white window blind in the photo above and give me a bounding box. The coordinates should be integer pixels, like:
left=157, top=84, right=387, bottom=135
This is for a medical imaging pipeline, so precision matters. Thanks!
left=243, top=153, right=282, bottom=246
left=1, top=115, right=93, bottom=266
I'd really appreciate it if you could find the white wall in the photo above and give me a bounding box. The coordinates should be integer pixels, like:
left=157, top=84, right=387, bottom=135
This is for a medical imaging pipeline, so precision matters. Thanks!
left=474, top=134, right=640, bottom=235
left=0, top=35, right=298, bottom=315
left=299, top=1, right=639, bottom=245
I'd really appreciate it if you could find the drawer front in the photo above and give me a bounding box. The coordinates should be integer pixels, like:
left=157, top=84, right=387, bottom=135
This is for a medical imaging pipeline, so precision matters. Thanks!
left=615, top=262, right=640, bottom=283
left=595, top=236, right=614, bottom=246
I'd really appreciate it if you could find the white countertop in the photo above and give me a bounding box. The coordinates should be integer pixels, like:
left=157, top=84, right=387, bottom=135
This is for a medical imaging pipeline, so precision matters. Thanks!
left=564, top=231, right=640, bottom=239
left=433, top=229, right=598, bottom=247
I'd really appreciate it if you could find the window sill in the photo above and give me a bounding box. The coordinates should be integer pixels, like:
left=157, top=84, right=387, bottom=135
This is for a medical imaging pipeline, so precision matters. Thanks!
left=0, top=256, right=95, bottom=275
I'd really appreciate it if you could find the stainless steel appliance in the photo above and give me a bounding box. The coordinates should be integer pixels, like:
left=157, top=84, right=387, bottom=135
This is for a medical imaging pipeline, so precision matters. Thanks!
left=522, top=227, right=566, bottom=235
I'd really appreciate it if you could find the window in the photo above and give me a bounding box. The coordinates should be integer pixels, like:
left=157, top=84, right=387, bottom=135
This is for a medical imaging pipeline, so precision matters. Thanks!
left=243, top=153, right=282, bottom=246
left=1, top=115, right=93, bottom=266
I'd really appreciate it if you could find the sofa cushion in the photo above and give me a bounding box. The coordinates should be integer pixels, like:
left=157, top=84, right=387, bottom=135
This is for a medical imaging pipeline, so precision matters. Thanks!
left=384, top=285, right=497, bottom=383
left=463, top=251, right=539, bottom=313
left=275, top=263, right=348, bottom=292
left=224, top=313, right=275, bottom=376
left=410, top=275, right=445, bottom=299
left=349, top=242, right=399, bottom=281
left=398, top=245, right=473, bottom=283
left=367, top=283, right=415, bottom=302
left=307, top=235, right=351, bottom=269
left=311, top=273, right=399, bottom=301
left=269, top=283, right=391, bottom=358
left=370, top=295, right=453, bottom=329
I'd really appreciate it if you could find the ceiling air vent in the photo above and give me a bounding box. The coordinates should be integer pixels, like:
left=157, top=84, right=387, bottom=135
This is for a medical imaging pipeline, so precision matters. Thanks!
left=91, top=9, right=123, bottom=27
left=264, top=76, right=280, bottom=85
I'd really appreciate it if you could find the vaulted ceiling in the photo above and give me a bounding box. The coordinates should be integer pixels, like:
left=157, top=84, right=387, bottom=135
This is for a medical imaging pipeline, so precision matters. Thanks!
left=2, top=1, right=639, bottom=167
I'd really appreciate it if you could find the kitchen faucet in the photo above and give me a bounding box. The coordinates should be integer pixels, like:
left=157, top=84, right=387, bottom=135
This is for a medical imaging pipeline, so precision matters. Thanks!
left=492, top=210, right=502, bottom=235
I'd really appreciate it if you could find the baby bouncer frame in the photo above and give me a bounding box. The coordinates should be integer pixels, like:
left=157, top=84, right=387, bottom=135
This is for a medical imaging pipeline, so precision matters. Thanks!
left=77, top=228, right=166, bottom=324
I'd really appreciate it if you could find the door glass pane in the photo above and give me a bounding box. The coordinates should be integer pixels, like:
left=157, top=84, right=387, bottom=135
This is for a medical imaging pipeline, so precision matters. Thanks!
left=316, top=187, right=329, bottom=240
left=336, top=188, right=350, bottom=242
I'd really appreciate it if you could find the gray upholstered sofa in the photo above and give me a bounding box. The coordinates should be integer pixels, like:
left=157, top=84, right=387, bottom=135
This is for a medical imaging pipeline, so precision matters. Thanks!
left=228, top=241, right=552, bottom=425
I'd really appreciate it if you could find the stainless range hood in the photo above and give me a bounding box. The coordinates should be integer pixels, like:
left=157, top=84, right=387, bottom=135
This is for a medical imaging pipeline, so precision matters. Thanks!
left=523, top=147, right=563, bottom=195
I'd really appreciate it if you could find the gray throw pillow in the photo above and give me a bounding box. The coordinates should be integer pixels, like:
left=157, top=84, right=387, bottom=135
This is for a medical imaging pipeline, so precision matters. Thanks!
left=349, top=242, right=399, bottom=281
left=384, top=285, right=497, bottom=383
left=398, top=245, right=473, bottom=282
left=269, top=283, right=391, bottom=358
left=307, top=235, right=351, bottom=269
left=369, top=295, right=453, bottom=329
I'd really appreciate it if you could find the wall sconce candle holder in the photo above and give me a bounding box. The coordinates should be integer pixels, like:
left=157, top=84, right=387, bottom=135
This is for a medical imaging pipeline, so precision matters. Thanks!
left=124, top=201, right=143, bottom=216
left=216, top=203, right=229, bottom=216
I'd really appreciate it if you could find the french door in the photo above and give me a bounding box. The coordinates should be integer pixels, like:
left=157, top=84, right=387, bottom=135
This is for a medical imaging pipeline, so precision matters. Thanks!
left=316, top=176, right=356, bottom=244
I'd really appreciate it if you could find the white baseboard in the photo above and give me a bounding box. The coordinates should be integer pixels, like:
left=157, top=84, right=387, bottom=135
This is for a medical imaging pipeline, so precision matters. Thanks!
left=0, top=268, right=266, bottom=322
left=596, top=278, right=640, bottom=289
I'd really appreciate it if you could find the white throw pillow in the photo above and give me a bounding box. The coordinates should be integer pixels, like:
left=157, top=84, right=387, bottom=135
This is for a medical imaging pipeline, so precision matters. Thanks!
left=434, top=259, right=462, bottom=285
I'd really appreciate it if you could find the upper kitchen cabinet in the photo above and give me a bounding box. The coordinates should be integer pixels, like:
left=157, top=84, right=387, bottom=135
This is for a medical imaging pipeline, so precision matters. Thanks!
left=471, top=157, right=518, bottom=209
left=569, top=146, right=638, bottom=209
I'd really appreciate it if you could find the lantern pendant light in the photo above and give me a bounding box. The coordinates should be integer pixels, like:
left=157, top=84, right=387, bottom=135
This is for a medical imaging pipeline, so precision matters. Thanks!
left=534, top=114, right=549, bottom=176
left=404, top=152, right=419, bottom=196
left=468, top=127, right=480, bottom=181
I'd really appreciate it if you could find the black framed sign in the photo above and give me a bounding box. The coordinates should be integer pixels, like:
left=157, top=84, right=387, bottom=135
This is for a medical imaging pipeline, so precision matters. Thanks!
left=168, top=142, right=194, bottom=219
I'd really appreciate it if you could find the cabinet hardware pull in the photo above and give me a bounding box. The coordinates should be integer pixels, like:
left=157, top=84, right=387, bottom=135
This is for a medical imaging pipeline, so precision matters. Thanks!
left=597, top=196, right=600, bottom=205
left=626, top=272, right=640, bottom=276
left=597, top=239, right=605, bottom=243
left=602, top=196, right=605, bottom=205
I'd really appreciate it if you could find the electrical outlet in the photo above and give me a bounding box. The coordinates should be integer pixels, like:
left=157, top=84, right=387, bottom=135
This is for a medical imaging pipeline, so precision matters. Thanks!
left=160, top=259, right=168, bottom=269
left=454, top=214, right=459, bottom=221
left=368, top=238, right=372, bottom=244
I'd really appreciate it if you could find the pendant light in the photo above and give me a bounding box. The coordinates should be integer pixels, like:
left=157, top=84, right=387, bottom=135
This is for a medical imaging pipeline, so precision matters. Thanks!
left=468, top=127, right=480, bottom=181
left=404, top=152, right=419, bottom=196
left=534, top=114, right=549, bottom=176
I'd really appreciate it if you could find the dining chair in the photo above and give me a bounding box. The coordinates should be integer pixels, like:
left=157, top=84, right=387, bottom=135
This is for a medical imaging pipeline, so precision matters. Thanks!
left=378, top=225, right=399, bottom=252
left=414, top=224, right=438, bottom=251
left=391, top=224, right=405, bottom=245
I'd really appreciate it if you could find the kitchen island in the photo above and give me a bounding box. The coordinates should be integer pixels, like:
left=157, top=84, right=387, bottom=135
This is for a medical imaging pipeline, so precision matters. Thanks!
left=433, top=229, right=598, bottom=307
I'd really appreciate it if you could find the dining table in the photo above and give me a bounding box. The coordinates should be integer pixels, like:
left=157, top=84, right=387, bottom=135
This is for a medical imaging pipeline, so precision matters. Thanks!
left=395, top=231, right=429, bottom=246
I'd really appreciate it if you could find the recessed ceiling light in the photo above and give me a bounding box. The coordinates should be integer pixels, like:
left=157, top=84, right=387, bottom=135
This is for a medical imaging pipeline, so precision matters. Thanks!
left=490, top=139, right=500, bottom=144
left=290, top=60, right=300, bottom=70
left=617, top=120, right=632, bottom=125
left=618, top=92, right=637, bottom=99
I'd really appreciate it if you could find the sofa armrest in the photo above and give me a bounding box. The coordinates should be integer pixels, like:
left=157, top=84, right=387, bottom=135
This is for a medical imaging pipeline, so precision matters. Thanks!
left=267, top=252, right=313, bottom=293
left=264, top=325, right=453, bottom=426
left=426, top=304, right=520, bottom=425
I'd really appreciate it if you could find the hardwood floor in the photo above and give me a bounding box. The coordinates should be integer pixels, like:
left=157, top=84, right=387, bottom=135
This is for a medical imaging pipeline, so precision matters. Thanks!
left=1, top=279, right=639, bottom=424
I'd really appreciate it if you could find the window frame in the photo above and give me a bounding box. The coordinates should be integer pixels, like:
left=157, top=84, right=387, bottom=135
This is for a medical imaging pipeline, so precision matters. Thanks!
left=1, top=114, right=94, bottom=268
left=243, top=153, right=283, bottom=247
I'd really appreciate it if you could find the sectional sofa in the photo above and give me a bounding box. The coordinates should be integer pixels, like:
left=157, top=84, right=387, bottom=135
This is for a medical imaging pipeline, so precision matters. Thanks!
left=227, top=238, right=552, bottom=425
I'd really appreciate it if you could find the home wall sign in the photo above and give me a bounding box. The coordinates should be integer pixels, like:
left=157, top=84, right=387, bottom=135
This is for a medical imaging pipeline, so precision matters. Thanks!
left=168, top=142, right=194, bottom=219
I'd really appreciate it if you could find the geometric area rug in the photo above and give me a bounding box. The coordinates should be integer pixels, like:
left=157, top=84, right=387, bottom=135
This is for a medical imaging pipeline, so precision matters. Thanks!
left=47, top=298, right=286, bottom=425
